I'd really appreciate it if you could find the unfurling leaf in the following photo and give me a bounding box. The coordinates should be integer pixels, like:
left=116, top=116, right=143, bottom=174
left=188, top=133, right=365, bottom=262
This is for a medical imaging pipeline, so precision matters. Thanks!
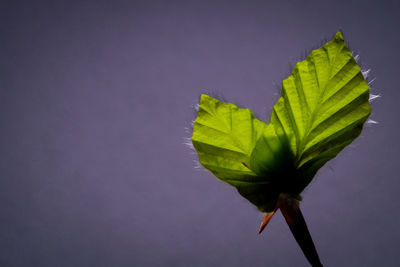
left=191, top=32, right=371, bottom=212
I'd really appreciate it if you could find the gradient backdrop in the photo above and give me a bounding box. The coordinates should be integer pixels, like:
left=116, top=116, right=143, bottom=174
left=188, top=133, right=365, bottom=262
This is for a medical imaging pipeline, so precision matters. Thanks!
left=1, top=0, right=399, bottom=266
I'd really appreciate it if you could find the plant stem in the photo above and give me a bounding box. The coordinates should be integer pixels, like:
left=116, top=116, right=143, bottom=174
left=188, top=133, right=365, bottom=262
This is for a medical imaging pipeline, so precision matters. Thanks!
left=279, top=194, right=323, bottom=267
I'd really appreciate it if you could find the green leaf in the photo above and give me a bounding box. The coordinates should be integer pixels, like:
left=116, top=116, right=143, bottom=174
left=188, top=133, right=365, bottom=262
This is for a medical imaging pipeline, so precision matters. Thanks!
left=190, top=32, right=371, bottom=212
left=269, top=32, right=371, bottom=193
left=191, top=94, right=265, bottom=181
left=191, top=95, right=281, bottom=211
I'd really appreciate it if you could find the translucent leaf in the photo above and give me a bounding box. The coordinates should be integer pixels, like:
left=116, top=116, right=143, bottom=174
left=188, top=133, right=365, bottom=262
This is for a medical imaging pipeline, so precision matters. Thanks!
left=191, top=32, right=371, bottom=211
left=191, top=94, right=266, bottom=182
left=269, top=32, right=371, bottom=193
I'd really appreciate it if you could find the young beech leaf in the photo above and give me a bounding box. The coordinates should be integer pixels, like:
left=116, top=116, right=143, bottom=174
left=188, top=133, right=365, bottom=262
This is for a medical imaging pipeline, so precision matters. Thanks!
left=191, top=94, right=265, bottom=179
left=191, top=32, right=371, bottom=212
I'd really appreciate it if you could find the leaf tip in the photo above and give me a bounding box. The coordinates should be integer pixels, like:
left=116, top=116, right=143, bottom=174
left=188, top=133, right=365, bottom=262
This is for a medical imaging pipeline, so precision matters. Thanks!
left=200, top=93, right=210, bottom=102
left=334, top=31, right=344, bottom=41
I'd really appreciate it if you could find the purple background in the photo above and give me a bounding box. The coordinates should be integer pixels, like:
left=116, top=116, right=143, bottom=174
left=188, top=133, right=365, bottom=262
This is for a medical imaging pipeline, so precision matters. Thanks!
left=1, top=0, right=399, bottom=266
